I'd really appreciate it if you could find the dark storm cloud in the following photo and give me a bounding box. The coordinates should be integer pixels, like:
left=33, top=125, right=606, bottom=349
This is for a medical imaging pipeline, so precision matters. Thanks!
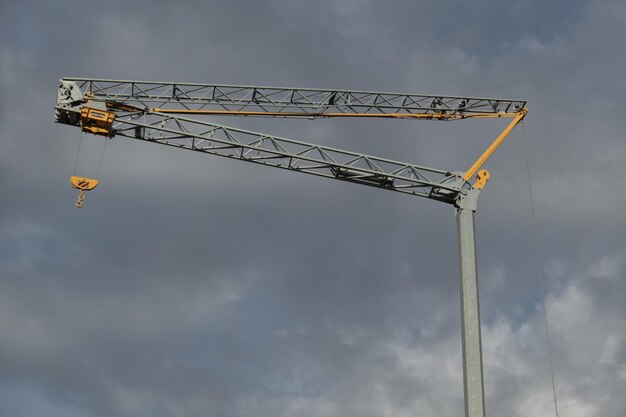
left=1, top=1, right=625, bottom=416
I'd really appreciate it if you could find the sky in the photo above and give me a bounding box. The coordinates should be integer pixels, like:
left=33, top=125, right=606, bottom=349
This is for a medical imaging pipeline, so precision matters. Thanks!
left=1, top=1, right=625, bottom=416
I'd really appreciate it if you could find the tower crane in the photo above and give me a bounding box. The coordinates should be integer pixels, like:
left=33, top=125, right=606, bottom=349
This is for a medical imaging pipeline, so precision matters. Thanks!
left=55, top=78, right=527, bottom=417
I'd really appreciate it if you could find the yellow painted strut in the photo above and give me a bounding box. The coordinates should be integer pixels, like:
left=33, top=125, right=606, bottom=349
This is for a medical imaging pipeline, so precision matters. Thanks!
left=464, top=109, right=528, bottom=186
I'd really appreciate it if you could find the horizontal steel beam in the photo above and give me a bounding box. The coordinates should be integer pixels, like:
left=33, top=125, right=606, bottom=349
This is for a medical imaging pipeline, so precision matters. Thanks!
left=62, top=78, right=526, bottom=121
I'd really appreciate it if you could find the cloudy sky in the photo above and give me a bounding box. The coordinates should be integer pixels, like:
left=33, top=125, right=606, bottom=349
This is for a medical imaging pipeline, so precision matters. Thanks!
left=1, top=1, right=625, bottom=416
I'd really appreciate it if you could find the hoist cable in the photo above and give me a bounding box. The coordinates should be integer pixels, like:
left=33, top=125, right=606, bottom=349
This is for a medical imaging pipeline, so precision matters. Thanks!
left=521, top=121, right=560, bottom=417
left=73, top=131, right=83, bottom=176
left=95, top=138, right=108, bottom=180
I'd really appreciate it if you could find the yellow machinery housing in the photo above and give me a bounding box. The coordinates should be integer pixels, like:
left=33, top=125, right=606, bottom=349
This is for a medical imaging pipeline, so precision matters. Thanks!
left=80, top=107, right=115, bottom=137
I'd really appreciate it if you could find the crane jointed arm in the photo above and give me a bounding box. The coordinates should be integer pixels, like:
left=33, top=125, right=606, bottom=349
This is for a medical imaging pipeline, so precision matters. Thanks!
left=55, top=79, right=527, bottom=208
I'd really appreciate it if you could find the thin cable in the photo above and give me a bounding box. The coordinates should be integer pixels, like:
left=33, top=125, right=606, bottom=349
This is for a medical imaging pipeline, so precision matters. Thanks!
left=521, top=122, right=560, bottom=417
left=73, top=131, right=83, bottom=176
left=95, top=137, right=109, bottom=179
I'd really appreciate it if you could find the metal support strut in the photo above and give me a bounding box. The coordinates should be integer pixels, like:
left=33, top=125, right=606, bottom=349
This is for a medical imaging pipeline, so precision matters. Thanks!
left=457, top=201, right=485, bottom=417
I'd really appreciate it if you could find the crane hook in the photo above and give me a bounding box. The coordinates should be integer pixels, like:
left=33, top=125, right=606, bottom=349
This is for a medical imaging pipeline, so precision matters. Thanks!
left=75, top=189, right=85, bottom=208
left=70, top=176, right=99, bottom=208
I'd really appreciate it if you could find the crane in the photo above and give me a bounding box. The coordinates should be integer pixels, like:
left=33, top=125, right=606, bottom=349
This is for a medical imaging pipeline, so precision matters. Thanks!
left=55, top=78, right=527, bottom=417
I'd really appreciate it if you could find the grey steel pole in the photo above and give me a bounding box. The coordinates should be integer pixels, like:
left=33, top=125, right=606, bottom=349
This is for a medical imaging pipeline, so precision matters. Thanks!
left=457, top=206, right=486, bottom=417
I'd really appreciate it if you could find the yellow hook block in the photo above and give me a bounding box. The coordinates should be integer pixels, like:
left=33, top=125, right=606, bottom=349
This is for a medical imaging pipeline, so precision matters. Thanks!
left=70, top=176, right=99, bottom=208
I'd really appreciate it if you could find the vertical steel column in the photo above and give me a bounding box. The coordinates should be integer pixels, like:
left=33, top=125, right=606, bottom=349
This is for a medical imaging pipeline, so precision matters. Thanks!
left=457, top=206, right=486, bottom=417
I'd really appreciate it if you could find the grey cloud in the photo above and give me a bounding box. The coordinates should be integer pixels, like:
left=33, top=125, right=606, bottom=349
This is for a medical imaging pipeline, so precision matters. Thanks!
left=1, top=1, right=625, bottom=416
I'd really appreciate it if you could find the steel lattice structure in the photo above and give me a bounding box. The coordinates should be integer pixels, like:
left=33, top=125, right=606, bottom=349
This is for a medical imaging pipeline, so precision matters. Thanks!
left=61, top=78, right=526, bottom=120
left=55, top=78, right=528, bottom=417
left=55, top=78, right=527, bottom=207
left=109, top=110, right=467, bottom=203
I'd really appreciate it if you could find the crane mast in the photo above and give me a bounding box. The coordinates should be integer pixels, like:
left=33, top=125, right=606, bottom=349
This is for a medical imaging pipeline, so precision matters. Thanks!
left=55, top=78, right=527, bottom=417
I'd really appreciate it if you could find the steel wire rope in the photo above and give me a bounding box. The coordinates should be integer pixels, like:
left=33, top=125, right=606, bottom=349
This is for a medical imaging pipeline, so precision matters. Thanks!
left=521, top=121, right=560, bottom=417
left=95, top=137, right=108, bottom=180
left=72, top=130, right=107, bottom=180
left=73, top=131, right=83, bottom=176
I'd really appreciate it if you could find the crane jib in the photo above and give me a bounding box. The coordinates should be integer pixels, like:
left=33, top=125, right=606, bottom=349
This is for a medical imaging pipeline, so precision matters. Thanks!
left=55, top=78, right=527, bottom=205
